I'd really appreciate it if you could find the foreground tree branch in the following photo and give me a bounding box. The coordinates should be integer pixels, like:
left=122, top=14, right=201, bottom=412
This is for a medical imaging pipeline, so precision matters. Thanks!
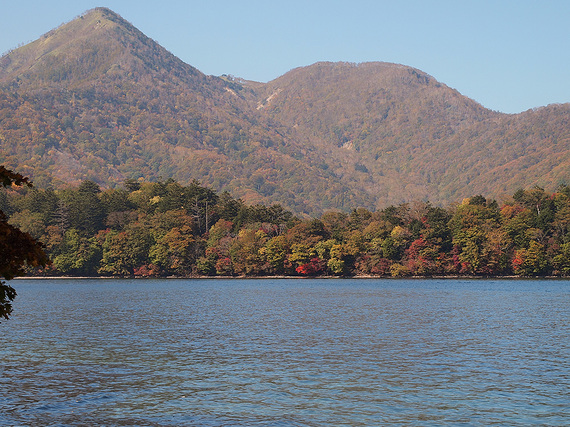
left=0, top=166, right=49, bottom=321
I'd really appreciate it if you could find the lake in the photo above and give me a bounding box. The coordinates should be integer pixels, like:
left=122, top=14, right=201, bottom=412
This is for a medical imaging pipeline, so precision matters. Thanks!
left=1, top=278, right=569, bottom=426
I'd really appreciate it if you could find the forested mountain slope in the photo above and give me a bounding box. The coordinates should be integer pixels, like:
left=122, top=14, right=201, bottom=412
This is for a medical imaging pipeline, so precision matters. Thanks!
left=253, top=62, right=570, bottom=205
left=1, top=7, right=569, bottom=214
left=0, top=8, right=367, bottom=215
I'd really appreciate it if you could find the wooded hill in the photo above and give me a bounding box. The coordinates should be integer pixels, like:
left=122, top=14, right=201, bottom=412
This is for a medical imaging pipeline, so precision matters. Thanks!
left=1, top=7, right=569, bottom=215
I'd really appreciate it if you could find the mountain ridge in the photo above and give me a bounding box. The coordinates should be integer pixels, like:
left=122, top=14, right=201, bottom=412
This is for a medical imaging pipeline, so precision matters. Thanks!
left=1, top=8, right=569, bottom=215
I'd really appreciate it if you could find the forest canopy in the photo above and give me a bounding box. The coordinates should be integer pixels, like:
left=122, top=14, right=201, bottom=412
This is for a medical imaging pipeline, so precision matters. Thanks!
left=3, top=176, right=570, bottom=280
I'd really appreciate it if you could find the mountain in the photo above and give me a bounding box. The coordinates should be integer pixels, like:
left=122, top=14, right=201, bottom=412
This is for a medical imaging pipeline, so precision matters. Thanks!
left=253, top=62, right=494, bottom=205
left=1, top=8, right=569, bottom=215
left=254, top=62, right=570, bottom=205
left=0, top=8, right=367, bottom=215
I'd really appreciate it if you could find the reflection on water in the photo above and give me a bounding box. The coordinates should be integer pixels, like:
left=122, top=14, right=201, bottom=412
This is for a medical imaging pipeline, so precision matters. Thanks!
left=1, top=279, right=569, bottom=426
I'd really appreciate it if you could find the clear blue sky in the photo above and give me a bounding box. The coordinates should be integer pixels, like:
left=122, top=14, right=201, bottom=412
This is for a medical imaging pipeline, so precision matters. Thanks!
left=2, top=0, right=569, bottom=114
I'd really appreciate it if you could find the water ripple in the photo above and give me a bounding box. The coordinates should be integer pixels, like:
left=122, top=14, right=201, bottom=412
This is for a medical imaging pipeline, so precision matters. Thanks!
left=1, top=278, right=569, bottom=426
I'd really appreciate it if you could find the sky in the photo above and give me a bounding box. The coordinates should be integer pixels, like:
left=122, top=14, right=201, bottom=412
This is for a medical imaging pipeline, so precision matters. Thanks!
left=1, top=0, right=569, bottom=114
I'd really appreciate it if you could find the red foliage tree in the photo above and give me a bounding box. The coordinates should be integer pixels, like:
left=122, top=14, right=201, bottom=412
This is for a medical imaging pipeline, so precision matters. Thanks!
left=0, top=166, right=50, bottom=320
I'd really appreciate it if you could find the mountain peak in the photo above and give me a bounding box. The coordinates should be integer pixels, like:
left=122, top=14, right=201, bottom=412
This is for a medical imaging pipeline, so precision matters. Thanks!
left=87, top=6, right=124, bottom=18
left=78, top=7, right=142, bottom=38
left=0, top=7, right=202, bottom=87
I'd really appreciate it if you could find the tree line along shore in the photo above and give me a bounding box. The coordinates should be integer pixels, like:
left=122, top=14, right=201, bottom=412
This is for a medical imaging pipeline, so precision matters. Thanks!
left=3, top=178, right=570, bottom=279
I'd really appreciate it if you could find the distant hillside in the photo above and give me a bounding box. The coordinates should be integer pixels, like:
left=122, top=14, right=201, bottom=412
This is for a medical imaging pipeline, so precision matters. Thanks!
left=1, top=8, right=569, bottom=214
left=252, top=62, right=496, bottom=205
left=0, top=8, right=368, bottom=215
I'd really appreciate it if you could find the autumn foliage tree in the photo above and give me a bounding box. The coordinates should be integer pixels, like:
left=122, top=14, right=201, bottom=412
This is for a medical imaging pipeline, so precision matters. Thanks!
left=0, top=166, right=49, bottom=320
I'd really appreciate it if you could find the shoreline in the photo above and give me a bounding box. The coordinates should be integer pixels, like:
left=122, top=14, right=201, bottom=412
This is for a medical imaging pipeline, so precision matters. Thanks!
left=14, top=275, right=569, bottom=280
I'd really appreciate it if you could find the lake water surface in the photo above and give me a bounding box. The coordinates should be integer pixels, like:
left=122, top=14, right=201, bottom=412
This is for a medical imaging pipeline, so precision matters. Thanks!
left=1, top=278, right=569, bottom=426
